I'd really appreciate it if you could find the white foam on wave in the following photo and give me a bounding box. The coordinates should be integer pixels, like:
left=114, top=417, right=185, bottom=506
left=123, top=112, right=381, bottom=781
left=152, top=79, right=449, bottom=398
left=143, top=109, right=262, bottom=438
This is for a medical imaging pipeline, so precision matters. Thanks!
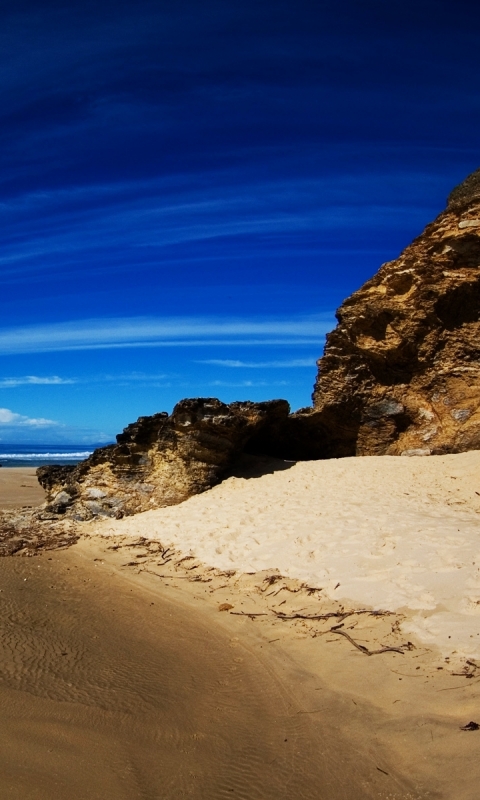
left=0, top=452, right=92, bottom=459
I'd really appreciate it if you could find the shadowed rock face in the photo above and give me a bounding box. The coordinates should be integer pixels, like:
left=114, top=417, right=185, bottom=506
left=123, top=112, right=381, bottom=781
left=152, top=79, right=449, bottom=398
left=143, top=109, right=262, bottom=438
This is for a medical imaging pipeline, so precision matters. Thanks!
left=312, top=167, right=480, bottom=456
left=37, top=398, right=291, bottom=519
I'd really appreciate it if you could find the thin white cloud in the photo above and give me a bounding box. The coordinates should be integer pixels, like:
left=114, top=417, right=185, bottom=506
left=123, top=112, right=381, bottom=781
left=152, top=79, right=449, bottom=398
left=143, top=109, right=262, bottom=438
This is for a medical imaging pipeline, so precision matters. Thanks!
left=0, top=169, right=442, bottom=279
left=95, top=371, right=169, bottom=383
left=0, top=375, right=75, bottom=387
left=209, top=380, right=290, bottom=388
left=199, top=358, right=315, bottom=368
left=0, top=407, right=58, bottom=427
left=0, top=372, right=171, bottom=387
left=0, top=315, right=332, bottom=355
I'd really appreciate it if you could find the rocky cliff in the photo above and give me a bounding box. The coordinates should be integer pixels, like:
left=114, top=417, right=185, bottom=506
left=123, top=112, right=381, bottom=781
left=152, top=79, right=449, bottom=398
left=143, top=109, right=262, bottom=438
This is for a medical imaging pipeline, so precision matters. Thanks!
left=37, top=167, right=480, bottom=519
left=312, top=167, right=480, bottom=456
left=37, top=397, right=290, bottom=519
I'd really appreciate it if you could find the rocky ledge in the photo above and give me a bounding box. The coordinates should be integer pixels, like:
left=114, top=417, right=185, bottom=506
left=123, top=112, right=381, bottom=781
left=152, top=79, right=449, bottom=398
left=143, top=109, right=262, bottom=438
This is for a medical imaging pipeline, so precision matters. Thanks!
left=37, top=397, right=292, bottom=520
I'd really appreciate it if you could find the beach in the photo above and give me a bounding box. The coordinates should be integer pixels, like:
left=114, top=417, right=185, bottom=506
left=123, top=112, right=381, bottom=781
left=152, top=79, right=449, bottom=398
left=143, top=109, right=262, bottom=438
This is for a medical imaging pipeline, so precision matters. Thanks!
left=1, top=454, right=480, bottom=797
left=94, top=450, right=480, bottom=663
left=0, top=468, right=45, bottom=509
left=0, top=545, right=420, bottom=800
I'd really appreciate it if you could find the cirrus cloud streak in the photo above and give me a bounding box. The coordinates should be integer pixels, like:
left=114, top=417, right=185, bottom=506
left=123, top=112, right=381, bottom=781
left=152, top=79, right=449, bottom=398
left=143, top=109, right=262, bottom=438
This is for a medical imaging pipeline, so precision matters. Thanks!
left=0, top=315, right=333, bottom=355
left=0, top=375, right=75, bottom=388
left=199, top=358, right=315, bottom=368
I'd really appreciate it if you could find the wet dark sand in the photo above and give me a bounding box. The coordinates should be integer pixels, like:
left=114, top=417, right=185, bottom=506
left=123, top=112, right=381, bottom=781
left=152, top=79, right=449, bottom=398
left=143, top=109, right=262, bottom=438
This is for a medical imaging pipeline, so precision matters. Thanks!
left=0, top=468, right=45, bottom=509
left=0, top=549, right=417, bottom=800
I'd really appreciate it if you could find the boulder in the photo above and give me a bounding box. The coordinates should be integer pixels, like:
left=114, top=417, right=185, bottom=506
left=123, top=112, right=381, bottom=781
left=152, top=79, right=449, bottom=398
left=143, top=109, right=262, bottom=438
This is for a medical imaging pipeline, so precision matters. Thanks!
left=37, top=397, right=290, bottom=520
left=312, top=167, right=480, bottom=456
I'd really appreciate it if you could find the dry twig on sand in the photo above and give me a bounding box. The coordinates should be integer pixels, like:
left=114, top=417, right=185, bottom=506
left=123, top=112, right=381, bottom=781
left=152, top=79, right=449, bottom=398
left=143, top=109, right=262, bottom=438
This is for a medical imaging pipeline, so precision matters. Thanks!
left=329, top=628, right=407, bottom=656
left=230, top=611, right=268, bottom=618
left=0, top=509, right=78, bottom=556
left=273, top=609, right=391, bottom=622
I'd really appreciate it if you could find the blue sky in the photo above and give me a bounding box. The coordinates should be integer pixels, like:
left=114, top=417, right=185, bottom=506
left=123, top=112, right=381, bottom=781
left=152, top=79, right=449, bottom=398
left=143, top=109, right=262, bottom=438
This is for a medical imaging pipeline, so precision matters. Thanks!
left=0, top=0, right=478, bottom=442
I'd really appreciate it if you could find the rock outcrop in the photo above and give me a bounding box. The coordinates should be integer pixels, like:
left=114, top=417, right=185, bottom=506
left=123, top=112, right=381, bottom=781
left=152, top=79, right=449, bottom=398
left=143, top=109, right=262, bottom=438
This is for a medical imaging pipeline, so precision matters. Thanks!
left=311, top=167, right=480, bottom=456
left=37, top=167, right=480, bottom=520
left=37, top=397, right=290, bottom=519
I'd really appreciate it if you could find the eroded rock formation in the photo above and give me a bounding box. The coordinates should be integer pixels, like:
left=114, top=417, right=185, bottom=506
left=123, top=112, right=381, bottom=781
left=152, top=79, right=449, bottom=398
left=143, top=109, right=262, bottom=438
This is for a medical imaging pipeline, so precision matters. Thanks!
left=37, top=397, right=290, bottom=519
left=37, top=167, right=480, bottom=520
left=312, top=167, right=480, bottom=456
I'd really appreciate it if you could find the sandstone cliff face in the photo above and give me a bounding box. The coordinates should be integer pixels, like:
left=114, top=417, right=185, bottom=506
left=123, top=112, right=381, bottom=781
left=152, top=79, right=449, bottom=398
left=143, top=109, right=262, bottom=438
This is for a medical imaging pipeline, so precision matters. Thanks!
left=37, top=397, right=290, bottom=519
left=37, top=168, right=480, bottom=520
left=312, top=168, right=480, bottom=456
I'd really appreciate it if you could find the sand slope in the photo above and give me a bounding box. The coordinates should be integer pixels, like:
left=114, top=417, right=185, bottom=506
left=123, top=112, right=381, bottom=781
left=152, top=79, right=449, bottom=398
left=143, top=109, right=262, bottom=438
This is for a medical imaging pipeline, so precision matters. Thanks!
left=95, top=451, right=480, bottom=661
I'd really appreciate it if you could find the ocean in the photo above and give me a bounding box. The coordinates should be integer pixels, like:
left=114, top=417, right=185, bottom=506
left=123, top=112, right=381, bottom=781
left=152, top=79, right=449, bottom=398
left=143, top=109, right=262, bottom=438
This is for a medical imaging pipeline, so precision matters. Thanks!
left=0, top=444, right=105, bottom=468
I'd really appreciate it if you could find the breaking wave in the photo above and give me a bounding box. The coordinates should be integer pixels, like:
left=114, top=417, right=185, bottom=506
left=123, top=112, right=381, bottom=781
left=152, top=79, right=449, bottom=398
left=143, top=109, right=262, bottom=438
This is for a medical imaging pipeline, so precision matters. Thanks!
left=0, top=451, right=93, bottom=460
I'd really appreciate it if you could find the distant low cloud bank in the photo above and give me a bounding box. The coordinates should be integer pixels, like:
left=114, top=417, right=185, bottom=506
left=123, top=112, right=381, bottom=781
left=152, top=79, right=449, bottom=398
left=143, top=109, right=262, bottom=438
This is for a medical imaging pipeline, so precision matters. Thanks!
left=0, top=407, right=58, bottom=427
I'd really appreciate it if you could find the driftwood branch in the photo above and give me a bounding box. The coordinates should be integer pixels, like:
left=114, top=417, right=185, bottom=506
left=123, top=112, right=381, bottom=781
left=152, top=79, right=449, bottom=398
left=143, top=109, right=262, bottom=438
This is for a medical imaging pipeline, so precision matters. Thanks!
left=139, top=569, right=191, bottom=579
left=230, top=611, right=268, bottom=618
left=329, top=628, right=405, bottom=656
left=272, top=609, right=390, bottom=622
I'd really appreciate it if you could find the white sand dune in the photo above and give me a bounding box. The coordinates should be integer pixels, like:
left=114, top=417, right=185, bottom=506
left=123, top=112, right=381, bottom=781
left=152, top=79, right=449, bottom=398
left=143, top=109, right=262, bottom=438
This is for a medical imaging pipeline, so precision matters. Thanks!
left=97, top=451, right=480, bottom=660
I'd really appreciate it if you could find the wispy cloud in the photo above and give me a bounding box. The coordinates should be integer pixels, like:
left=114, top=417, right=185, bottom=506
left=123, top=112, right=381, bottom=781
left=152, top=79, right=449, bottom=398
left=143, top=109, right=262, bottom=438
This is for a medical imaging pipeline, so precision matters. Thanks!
left=0, top=375, right=75, bottom=387
left=199, top=358, right=315, bottom=368
left=94, top=372, right=169, bottom=383
left=0, top=315, right=332, bottom=355
left=0, top=408, right=58, bottom=427
left=0, top=171, right=444, bottom=281
left=0, top=372, right=171, bottom=387
left=209, top=380, right=290, bottom=387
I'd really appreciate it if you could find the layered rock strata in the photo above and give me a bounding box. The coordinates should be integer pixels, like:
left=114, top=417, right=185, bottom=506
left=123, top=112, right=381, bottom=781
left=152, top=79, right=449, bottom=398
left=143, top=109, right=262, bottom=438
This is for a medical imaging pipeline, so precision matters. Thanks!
left=37, top=397, right=290, bottom=519
left=312, top=167, right=480, bottom=456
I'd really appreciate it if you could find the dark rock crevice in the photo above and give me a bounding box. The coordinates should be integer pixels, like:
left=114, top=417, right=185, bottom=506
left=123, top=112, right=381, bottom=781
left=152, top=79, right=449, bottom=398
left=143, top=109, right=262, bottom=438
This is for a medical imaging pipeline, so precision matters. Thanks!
left=37, top=397, right=302, bottom=520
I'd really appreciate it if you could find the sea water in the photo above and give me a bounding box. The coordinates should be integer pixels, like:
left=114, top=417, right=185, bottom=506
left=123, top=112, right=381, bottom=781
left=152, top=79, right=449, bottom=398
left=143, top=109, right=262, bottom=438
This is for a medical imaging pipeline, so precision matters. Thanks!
left=0, top=444, right=104, bottom=467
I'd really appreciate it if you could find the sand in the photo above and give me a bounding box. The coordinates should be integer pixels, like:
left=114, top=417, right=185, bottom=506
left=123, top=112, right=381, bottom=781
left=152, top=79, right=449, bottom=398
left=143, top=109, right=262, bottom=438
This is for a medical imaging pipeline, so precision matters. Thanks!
left=95, top=451, right=480, bottom=663
left=0, top=467, right=45, bottom=508
left=68, top=530, right=480, bottom=800
left=0, top=547, right=411, bottom=800
left=2, top=452, right=480, bottom=797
